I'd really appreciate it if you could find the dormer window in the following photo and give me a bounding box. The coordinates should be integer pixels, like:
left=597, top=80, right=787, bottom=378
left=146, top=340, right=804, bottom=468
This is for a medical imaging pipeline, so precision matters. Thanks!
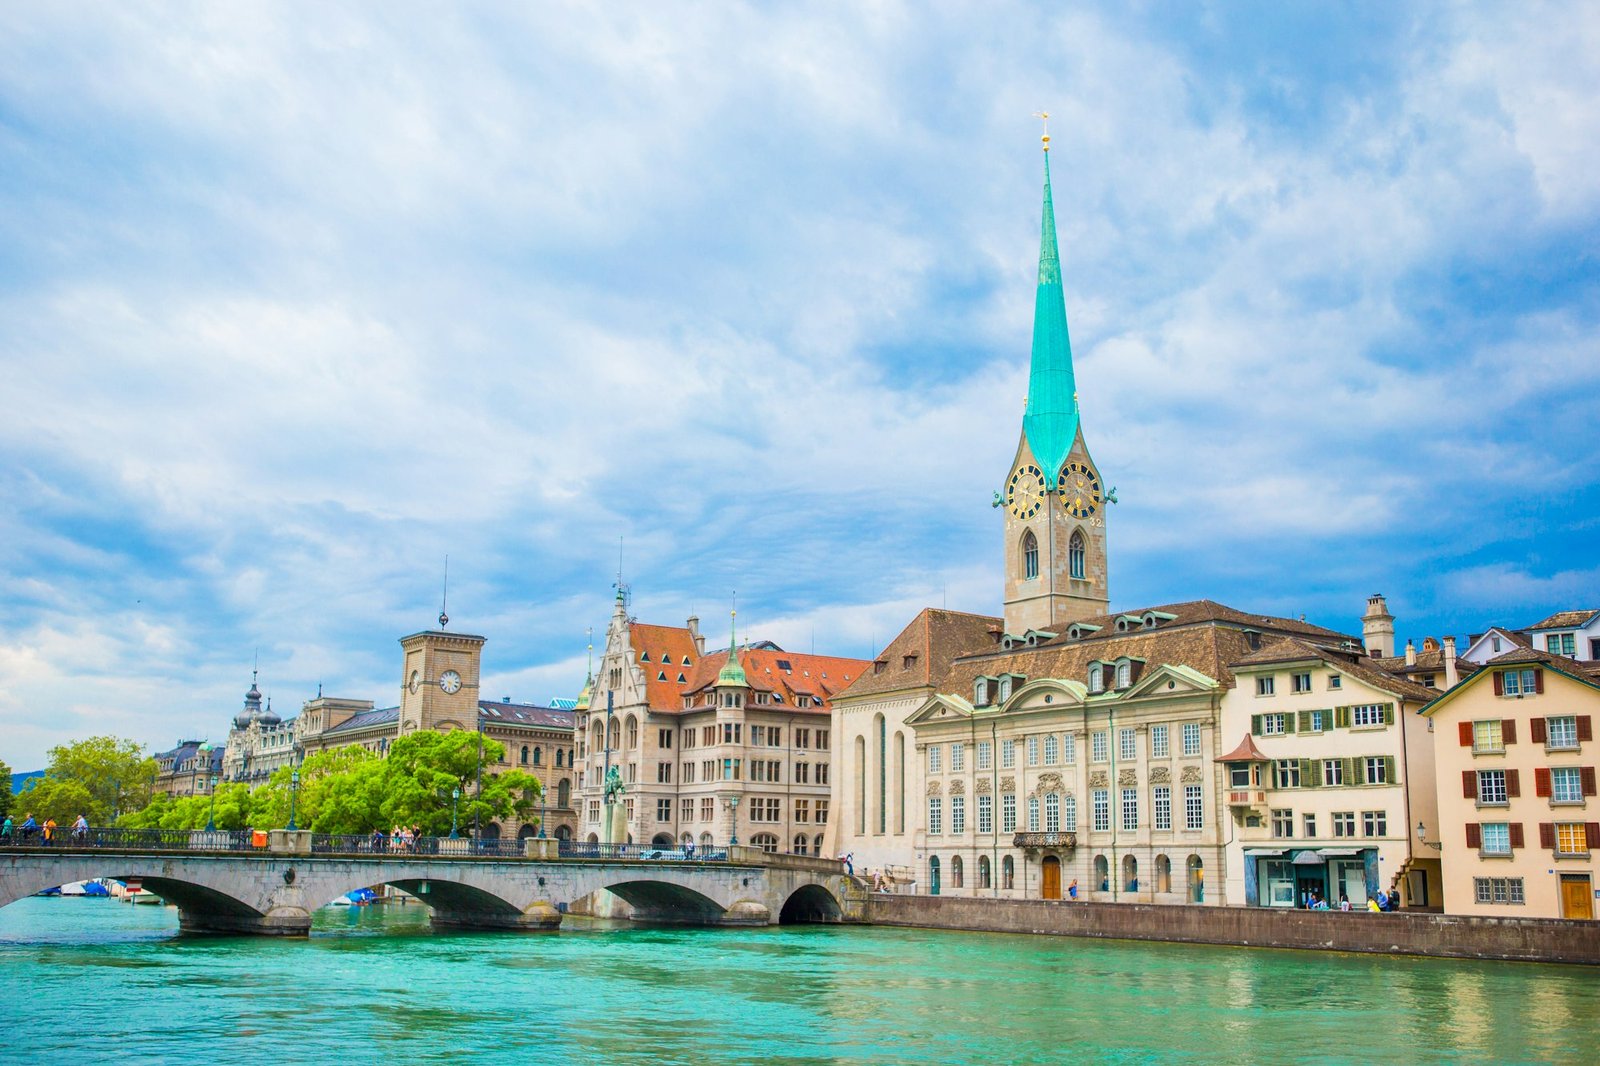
left=1088, top=664, right=1105, bottom=693
left=1116, top=661, right=1131, bottom=688
left=998, top=677, right=1012, bottom=701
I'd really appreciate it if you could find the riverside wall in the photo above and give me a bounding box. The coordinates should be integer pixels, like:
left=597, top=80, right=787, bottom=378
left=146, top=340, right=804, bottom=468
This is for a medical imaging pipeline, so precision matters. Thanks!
left=860, top=894, right=1600, bottom=965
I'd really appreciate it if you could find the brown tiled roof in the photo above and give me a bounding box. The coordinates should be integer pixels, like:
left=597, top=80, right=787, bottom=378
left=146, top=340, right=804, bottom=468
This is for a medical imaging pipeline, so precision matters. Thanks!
left=835, top=608, right=1003, bottom=700
left=1528, top=609, right=1600, bottom=631
left=680, top=647, right=871, bottom=715
left=1216, top=733, right=1270, bottom=763
left=1237, top=637, right=1438, bottom=702
left=1465, top=627, right=1533, bottom=651
left=631, top=623, right=701, bottom=708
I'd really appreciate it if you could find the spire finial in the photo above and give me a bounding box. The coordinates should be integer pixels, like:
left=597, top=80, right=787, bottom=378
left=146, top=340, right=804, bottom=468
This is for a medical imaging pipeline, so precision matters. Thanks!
left=439, top=555, right=450, bottom=629
left=717, top=592, right=748, bottom=688
left=1033, top=109, right=1050, bottom=151
left=1020, top=122, right=1080, bottom=482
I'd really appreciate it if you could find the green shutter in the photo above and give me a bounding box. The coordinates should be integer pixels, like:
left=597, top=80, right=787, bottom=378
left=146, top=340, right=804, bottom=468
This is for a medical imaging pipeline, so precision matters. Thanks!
left=1297, top=710, right=1311, bottom=733
left=1385, top=756, right=1397, bottom=784
left=1382, top=704, right=1395, bottom=726
left=1334, top=706, right=1351, bottom=729
left=1251, top=715, right=1262, bottom=736
left=1302, top=758, right=1319, bottom=787
left=1345, top=757, right=1357, bottom=785
left=1282, top=714, right=1296, bottom=734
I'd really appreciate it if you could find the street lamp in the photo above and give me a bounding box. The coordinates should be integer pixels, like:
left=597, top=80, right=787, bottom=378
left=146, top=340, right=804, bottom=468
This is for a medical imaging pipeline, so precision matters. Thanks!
left=1416, top=821, right=1442, bottom=851
left=727, top=795, right=741, bottom=847
left=287, top=769, right=300, bottom=831
left=450, top=788, right=460, bottom=839
left=205, top=774, right=219, bottom=832
left=538, top=782, right=547, bottom=839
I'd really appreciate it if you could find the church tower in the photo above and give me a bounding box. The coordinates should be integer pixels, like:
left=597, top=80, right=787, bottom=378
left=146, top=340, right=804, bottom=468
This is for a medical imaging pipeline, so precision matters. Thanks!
left=397, top=628, right=485, bottom=735
left=1001, top=127, right=1110, bottom=634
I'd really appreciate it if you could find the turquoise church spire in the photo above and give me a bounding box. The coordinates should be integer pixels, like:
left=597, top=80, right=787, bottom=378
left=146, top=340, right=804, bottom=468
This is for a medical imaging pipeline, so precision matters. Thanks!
left=1020, top=137, right=1081, bottom=483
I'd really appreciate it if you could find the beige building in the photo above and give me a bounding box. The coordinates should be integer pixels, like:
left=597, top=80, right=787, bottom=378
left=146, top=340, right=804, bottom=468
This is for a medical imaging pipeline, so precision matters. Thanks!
left=1219, top=635, right=1438, bottom=910
left=575, top=593, right=865, bottom=852
left=154, top=738, right=223, bottom=798
left=1421, top=648, right=1600, bottom=919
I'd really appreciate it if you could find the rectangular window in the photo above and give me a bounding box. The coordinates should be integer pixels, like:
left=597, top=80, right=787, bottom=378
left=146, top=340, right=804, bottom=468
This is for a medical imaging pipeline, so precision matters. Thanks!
left=1154, top=785, right=1171, bottom=830
left=1185, top=785, right=1204, bottom=830
left=951, top=795, right=966, bottom=834
left=749, top=725, right=765, bottom=746
left=1002, top=794, right=1017, bottom=833
left=1062, top=733, right=1076, bottom=763
left=588, top=800, right=601, bottom=824
left=1257, top=676, right=1275, bottom=696
left=656, top=798, right=672, bottom=821
left=795, top=728, right=811, bottom=748
left=1275, top=760, right=1301, bottom=789
left=1323, top=759, right=1345, bottom=786
left=1547, top=633, right=1577, bottom=656
left=1328, top=675, right=1342, bottom=690
left=1092, top=731, right=1108, bottom=763
left=722, top=758, right=741, bottom=781
left=1092, top=789, right=1110, bottom=832
left=1302, top=813, right=1317, bottom=838
left=794, top=799, right=810, bottom=823
left=681, top=797, right=694, bottom=821
left=816, top=763, right=829, bottom=786
left=659, top=728, right=673, bottom=748
left=815, top=801, right=829, bottom=824
left=815, top=729, right=829, bottom=749
left=1272, top=809, right=1294, bottom=838
left=722, top=723, right=742, bottom=744
left=794, top=762, right=810, bottom=785
left=1119, top=728, right=1137, bottom=762
left=700, top=797, right=714, bottom=821
left=1044, top=794, right=1061, bottom=833
left=1027, top=735, right=1040, bottom=766
left=1121, top=788, right=1138, bottom=830
left=1364, top=757, right=1389, bottom=785
left=1001, top=739, right=1016, bottom=768
left=1044, top=734, right=1059, bottom=764
left=928, top=745, right=941, bottom=774
left=1552, top=767, right=1583, bottom=803
left=1182, top=723, right=1202, bottom=757
left=1362, top=810, right=1387, bottom=836
left=1262, top=713, right=1287, bottom=736
left=978, top=794, right=993, bottom=834
left=1473, top=719, right=1504, bottom=753
left=1151, top=725, right=1169, bottom=758
left=1290, top=672, right=1311, bottom=693
left=1474, top=877, right=1525, bottom=904
left=1352, top=704, right=1387, bottom=728
left=1547, top=716, right=1579, bottom=749
left=928, top=797, right=943, bottom=835
left=657, top=762, right=672, bottom=783
left=1304, top=709, right=1326, bottom=733
left=1478, top=770, right=1508, bottom=805
left=1027, top=795, right=1040, bottom=832
left=977, top=741, right=992, bottom=771
left=1480, top=822, right=1511, bottom=855
left=1502, top=669, right=1538, bottom=696
left=1556, top=823, right=1589, bottom=855
left=951, top=743, right=965, bottom=772
left=1333, top=811, right=1356, bottom=837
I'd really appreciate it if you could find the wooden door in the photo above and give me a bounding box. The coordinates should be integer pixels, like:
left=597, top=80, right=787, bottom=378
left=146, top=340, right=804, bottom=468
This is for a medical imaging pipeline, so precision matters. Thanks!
left=1042, top=856, right=1061, bottom=900
left=1561, top=876, right=1593, bottom=919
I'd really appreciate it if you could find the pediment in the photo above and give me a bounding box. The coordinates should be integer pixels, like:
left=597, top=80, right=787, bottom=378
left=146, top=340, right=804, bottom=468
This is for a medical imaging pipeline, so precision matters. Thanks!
left=1122, top=662, right=1219, bottom=699
left=1005, top=676, right=1087, bottom=711
left=907, top=694, right=974, bottom=725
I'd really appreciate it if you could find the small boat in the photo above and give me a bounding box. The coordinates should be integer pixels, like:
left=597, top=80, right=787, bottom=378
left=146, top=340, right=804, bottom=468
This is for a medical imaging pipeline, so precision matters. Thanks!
left=328, top=888, right=377, bottom=907
left=60, top=879, right=113, bottom=897
left=33, top=886, right=61, bottom=897
left=129, top=890, right=164, bottom=905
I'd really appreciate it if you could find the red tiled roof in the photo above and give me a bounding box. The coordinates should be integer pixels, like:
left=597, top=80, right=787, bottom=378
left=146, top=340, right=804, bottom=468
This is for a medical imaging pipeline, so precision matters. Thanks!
left=682, top=647, right=871, bottom=714
left=1528, top=609, right=1600, bottom=631
left=630, top=623, right=701, bottom=709
left=1216, top=733, right=1270, bottom=763
left=835, top=608, right=1003, bottom=700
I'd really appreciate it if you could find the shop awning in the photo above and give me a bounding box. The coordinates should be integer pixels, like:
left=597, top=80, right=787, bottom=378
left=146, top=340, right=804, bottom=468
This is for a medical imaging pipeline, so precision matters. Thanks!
left=1244, top=848, right=1285, bottom=857
left=1317, top=848, right=1361, bottom=857
left=1291, top=850, right=1326, bottom=865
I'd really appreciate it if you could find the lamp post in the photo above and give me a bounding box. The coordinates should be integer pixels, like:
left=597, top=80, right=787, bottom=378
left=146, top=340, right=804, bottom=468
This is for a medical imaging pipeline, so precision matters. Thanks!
left=538, top=781, right=547, bottom=838
left=450, top=788, right=460, bottom=839
left=1416, top=821, right=1442, bottom=851
left=727, top=794, right=741, bottom=847
left=287, top=769, right=300, bottom=831
left=205, top=774, right=219, bottom=832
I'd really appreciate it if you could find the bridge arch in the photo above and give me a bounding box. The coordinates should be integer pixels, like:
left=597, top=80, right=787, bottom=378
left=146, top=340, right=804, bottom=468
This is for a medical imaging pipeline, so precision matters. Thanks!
left=595, top=878, right=728, bottom=924
left=0, top=861, right=267, bottom=933
left=778, top=883, right=843, bottom=924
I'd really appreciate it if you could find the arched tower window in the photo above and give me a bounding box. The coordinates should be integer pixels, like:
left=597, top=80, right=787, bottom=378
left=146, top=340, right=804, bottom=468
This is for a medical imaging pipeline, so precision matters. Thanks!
left=1022, top=530, right=1040, bottom=580
left=1069, top=529, right=1086, bottom=580
left=876, top=713, right=888, bottom=835
left=894, top=730, right=906, bottom=834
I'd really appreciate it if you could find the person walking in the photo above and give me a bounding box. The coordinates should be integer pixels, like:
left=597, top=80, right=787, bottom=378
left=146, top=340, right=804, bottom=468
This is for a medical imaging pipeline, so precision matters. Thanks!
left=42, top=817, right=57, bottom=844
left=1, top=815, right=12, bottom=842
left=72, top=814, right=89, bottom=842
left=1068, top=879, right=1079, bottom=900
left=20, top=814, right=38, bottom=841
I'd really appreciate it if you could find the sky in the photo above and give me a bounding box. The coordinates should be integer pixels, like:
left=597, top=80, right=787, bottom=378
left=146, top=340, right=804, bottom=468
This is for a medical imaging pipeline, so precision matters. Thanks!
left=2, top=2, right=1597, bottom=771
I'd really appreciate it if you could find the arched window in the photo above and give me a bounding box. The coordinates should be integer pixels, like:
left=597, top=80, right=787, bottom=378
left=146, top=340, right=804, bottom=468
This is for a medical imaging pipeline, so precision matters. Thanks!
left=875, top=713, right=887, bottom=835
left=854, top=735, right=867, bottom=835
left=1116, top=661, right=1130, bottom=688
left=929, top=856, right=942, bottom=895
left=606, top=718, right=620, bottom=750
left=952, top=855, right=965, bottom=889
left=700, top=832, right=714, bottom=847
left=894, top=730, right=906, bottom=834
left=1188, top=855, right=1205, bottom=903
left=557, top=780, right=571, bottom=809
left=1088, top=664, right=1104, bottom=693
left=1022, top=530, right=1040, bottom=580
left=814, top=833, right=825, bottom=855
left=1069, top=529, right=1086, bottom=580
left=1045, top=793, right=1061, bottom=832
left=998, top=676, right=1012, bottom=702
left=752, top=833, right=779, bottom=854
left=592, top=720, right=605, bottom=750
left=520, top=745, right=529, bottom=765
left=1094, top=854, right=1109, bottom=892
left=979, top=855, right=992, bottom=889
left=587, top=832, right=600, bottom=843
left=625, top=716, right=638, bottom=749
left=652, top=832, right=674, bottom=849
left=793, top=834, right=810, bottom=856
left=555, top=750, right=564, bottom=768
left=1028, top=795, right=1041, bottom=832
left=1044, top=735, right=1058, bottom=764
left=1002, top=854, right=1015, bottom=890
left=681, top=832, right=695, bottom=845
left=555, top=825, right=571, bottom=841
left=533, top=747, right=543, bottom=766
left=1156, top=854, right=1172, bottom=894
left=1064, top=793, right=1078, bottom=831
left=1123, top=854, right=1138, bottom=892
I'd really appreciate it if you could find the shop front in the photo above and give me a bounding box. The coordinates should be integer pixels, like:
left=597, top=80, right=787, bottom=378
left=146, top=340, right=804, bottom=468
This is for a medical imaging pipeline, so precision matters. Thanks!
left=1247, top=847, right=1374, bottom=908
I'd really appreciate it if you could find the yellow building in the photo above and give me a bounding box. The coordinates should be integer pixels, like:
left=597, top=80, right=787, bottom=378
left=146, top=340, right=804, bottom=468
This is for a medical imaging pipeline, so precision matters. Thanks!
left=1421, top=649, right=1600, bottom=918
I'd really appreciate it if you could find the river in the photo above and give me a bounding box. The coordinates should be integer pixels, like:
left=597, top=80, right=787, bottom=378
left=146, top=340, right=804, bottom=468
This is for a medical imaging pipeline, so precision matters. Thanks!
left=1, top=896, right=1595, bottom=1063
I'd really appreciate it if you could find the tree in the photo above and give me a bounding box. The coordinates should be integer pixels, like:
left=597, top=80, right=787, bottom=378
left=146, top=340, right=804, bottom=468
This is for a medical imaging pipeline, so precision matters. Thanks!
left=34, top=736, right=157, bottom=823
left=15, top=777, right=95, bottom=824
left=0, top=756, right=12, bottom=821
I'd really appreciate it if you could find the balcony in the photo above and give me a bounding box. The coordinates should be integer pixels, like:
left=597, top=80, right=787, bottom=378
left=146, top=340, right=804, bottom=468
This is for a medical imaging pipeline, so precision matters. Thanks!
left=1228, top=790, right=1267, bottom=808
left=1013, top=832, right=1077, bottom=851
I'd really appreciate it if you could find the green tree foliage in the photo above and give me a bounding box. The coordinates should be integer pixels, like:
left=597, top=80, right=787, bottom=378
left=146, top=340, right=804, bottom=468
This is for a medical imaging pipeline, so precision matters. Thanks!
left=23, top=736, right=157, bottom=824
left=0, top=756, right=13, bottom=820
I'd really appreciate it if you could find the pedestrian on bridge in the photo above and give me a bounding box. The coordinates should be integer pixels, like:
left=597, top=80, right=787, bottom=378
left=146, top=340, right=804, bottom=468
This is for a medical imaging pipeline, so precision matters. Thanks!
left=19, top=814, right=38, bottom=841
left=72, top=814, right=89, bottom=842
left=1, top=815, right=12, bottom=842
left=42, top=817, right=57, bottom=844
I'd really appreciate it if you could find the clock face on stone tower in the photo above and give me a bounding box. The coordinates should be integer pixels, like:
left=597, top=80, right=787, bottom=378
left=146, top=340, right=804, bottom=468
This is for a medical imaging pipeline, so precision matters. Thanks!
left=439, top=670, right=463, bottom=694
left=1058, top=461, right=1102, bottom=519
left=1006, top=464, right=1047, bottom=519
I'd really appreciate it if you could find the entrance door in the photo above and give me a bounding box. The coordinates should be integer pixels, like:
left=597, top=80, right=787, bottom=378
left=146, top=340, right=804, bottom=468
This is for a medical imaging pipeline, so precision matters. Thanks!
left=1042, top=856, right=1062, bottom=900
left=1561, top=875, right=1594, bottom=919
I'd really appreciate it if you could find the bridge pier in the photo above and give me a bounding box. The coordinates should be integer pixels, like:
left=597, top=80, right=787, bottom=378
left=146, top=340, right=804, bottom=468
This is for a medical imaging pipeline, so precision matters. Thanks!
left=430, top=901, right=562, bottom=932
left=178, top=907, right=313, bottom=937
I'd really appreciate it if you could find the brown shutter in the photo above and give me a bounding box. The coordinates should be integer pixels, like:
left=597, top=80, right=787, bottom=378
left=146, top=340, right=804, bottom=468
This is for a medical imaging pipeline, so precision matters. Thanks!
left=1458, top=721, right=1474, bottom=746
left=1530, top=717, right=1547, bottom=744
left=1534, top=668, right=1544, bottom=694
left=1493, top=672, right=1504, bottom=696
left=1580, top=716, right=1594, bottom=743
left=1506, top=768, right=1520, bottom=798
left=1462, top=770, right=1477, bottom=799
left=1465, top=823, right=1481, bottom=849
left=1509, top=823, right=1525, bottom=849
left=1583, top=767, right=1597, bottom=798
left=1535, top=768, right=1552, bottom=797
left=1539, top=822, right=1555, bottom=849
left=1502, top=720, right=1516, bottom=745
left=1587, top=823, right=1600, bottom=850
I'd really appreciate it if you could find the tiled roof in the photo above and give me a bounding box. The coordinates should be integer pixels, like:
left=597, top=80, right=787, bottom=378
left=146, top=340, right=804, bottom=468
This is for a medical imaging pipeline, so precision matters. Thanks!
left=1216, top=733, right=1270, bottom=762
left=680, top=647, right=871, bottom=714
left=477, top=701, right=575, bottom=730
left=1237, top=637, right=1438, bottom=702
left=1528, top=609, right=1600, bottom=631
left=630, top=622, right=702, bottom=708
left=325, top=706, right=401, bottom=734
left=1465, top=627, right=1532, bottom=650
left=837, top=608, right=1003, bottom=701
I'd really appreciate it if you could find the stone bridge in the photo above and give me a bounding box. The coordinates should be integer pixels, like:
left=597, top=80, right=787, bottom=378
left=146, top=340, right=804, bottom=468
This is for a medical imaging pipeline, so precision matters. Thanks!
left=0, top=839, right=862, bottom=936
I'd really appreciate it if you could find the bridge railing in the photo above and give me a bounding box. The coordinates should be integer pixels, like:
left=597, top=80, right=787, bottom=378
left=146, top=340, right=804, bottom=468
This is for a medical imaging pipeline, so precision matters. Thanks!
left=0, top=827, right=253, bottom=851
left=308, top=834, right=530, bottom=859
left=557, top=841, right=729, bottom=863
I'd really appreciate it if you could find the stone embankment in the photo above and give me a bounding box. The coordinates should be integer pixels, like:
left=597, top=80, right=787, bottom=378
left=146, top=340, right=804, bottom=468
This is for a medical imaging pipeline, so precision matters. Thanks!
left=860, top=894, right=1600, bottom=965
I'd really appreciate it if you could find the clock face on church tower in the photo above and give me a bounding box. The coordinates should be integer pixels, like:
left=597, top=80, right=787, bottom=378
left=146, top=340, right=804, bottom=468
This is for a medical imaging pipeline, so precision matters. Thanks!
left=1058, top=461, right=1103, bottom=519
left=1006, top=464, right=1047, bottom=519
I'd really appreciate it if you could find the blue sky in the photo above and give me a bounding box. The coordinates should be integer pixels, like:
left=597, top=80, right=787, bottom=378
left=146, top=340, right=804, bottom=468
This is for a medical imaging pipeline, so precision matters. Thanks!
left=2, top=3, right=1597, bottom=770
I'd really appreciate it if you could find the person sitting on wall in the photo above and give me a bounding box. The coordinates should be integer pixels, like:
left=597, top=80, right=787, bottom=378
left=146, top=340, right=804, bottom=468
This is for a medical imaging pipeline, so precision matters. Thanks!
left=1340, top=893, right=1352, bottom=912
left=1068, top=879, right=1078, bottom=900
left=1367, top=896, right=1382, bottom=912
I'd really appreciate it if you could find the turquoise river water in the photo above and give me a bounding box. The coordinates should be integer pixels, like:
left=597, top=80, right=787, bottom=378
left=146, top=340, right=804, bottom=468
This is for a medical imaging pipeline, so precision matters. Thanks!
left=1, top=896, right=1596, bottom=1064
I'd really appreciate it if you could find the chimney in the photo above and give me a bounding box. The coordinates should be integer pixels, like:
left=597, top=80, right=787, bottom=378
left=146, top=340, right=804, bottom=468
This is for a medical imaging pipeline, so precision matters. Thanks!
left=686, top=615, right=706, bottom=655
left=1362, top=594, right=1395, bottom=659
left=1404, top=639, right=1417, bottom=666
left=1443, top=636, right=1459, bottom=689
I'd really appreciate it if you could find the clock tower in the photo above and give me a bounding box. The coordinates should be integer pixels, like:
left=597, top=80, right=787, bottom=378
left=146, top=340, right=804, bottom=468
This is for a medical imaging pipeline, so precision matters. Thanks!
left=1001, top=129, right=1110, bottom=634
left=398, top=628, right=485, bottom=735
